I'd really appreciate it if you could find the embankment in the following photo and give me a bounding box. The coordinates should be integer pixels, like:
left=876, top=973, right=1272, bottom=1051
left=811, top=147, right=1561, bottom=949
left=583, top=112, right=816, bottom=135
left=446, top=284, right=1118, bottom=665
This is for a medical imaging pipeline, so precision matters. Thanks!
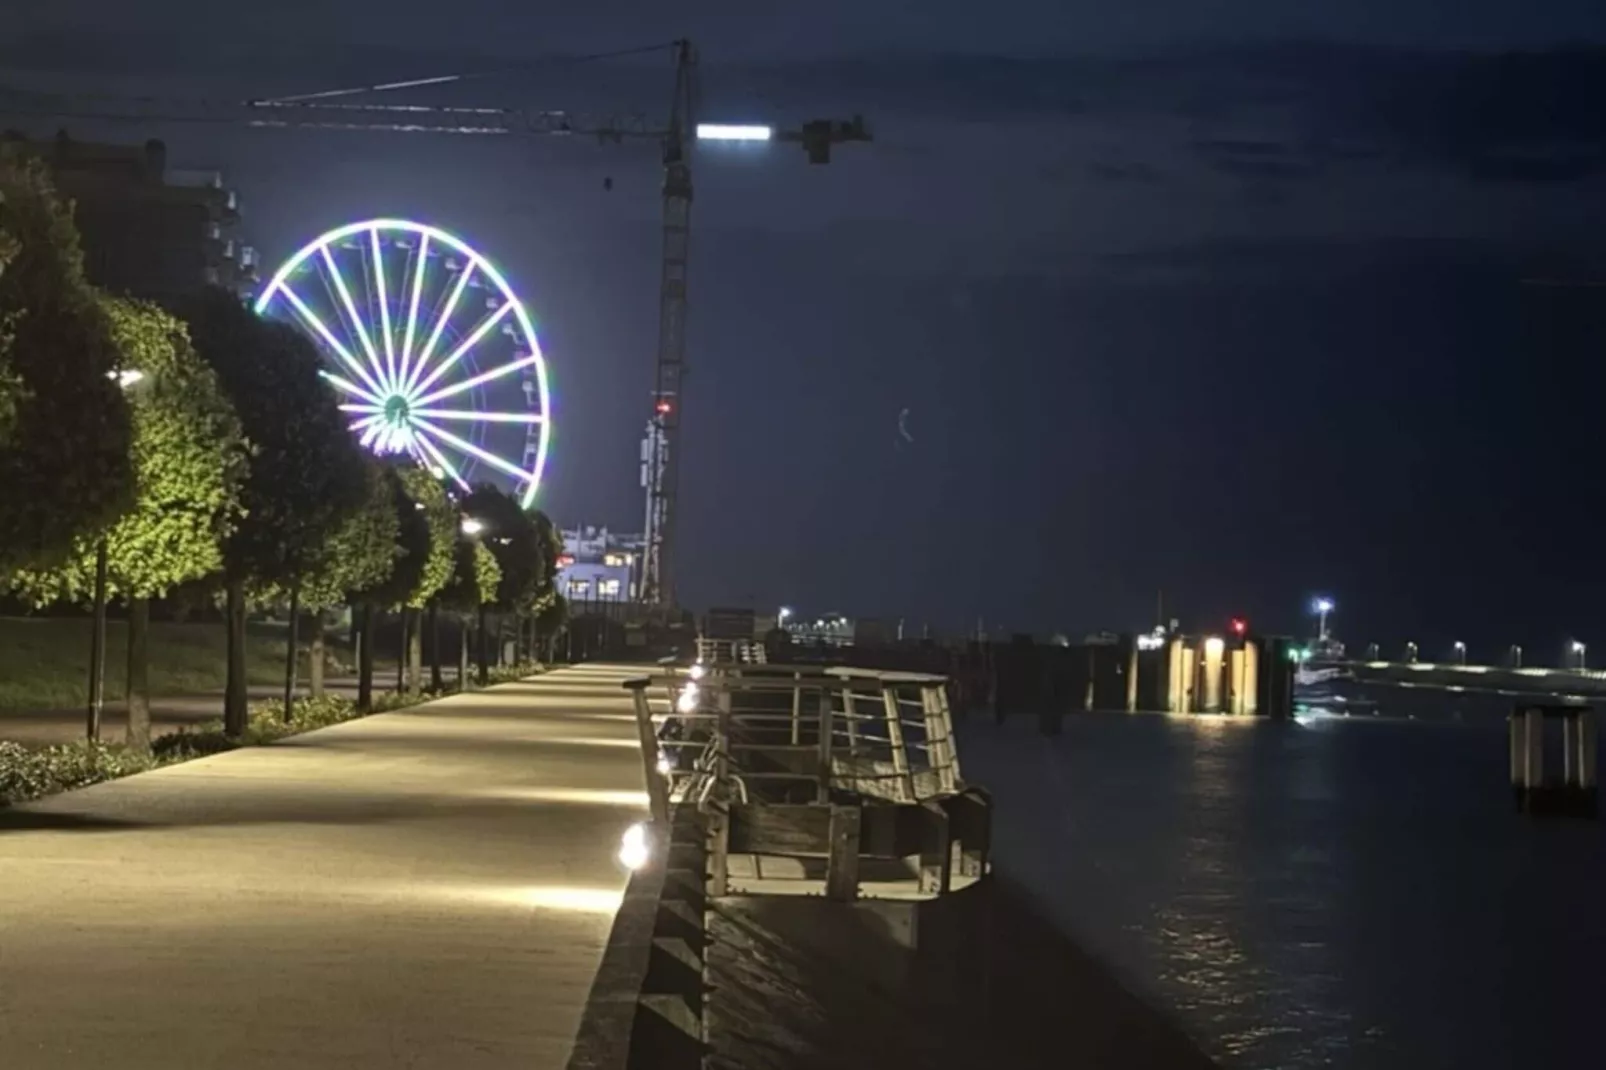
left=706, top=875, right=1218, bottom=1070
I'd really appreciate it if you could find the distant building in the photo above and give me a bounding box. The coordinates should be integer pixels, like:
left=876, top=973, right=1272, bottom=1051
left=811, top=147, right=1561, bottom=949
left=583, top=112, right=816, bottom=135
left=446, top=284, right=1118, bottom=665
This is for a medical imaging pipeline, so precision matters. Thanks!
left=784, top=613, right=855, bottom=647
left=4, top=130, right=256, bottom=302
left=557, top=525, right=645, bottom=603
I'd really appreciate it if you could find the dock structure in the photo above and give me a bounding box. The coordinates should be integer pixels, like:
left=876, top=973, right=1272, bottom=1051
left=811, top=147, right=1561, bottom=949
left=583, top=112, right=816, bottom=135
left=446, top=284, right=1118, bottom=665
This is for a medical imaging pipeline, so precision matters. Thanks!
left=1508, top=704, right=1599, bottom=818
left=624, top=660, right=990, bottom=902
left=581, top=653, right=993, bottom=1069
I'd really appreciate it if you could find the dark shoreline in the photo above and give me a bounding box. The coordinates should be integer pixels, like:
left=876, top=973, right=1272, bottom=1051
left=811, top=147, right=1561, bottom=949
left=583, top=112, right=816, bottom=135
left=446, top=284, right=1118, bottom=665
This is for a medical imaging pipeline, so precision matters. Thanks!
left=707, top=873, right=1219, bottom=1070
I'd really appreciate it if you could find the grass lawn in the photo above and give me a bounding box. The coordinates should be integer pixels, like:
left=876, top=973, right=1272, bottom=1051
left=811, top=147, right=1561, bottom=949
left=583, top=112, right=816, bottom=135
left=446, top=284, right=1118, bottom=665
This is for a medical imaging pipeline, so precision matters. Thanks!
left=0, top=617, right=341, bottom=712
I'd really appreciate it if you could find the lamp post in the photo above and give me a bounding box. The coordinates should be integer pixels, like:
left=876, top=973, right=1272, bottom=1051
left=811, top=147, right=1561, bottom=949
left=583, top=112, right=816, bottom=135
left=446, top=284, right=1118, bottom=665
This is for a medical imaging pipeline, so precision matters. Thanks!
left=1313, top=597, right=1334, bottom=643
left=86, top=366, right=145, bottom=742
left=1571, top=640, right=1587, bottom=670
left=461, top=517, right=490, bottom=686
left=1453, top=640, right=1467, bottom=666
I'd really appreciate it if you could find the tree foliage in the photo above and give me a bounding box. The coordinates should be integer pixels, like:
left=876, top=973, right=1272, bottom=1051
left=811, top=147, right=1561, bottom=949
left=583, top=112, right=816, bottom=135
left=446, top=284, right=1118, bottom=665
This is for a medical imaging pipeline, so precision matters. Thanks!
left=182, top=287, right=367, bottom=587
left=440, top=533, right=501, bottom=612
left=459, top=484, right=561, bottom=612
left=397, top=466, right=456, bottom=609
left=290, top=458, right=401, bottom=610
left=5, top=297, right=247, bottom=604
left=363, top=466, right=430, bottom=609
left=0, top=149, right=133, bottom=573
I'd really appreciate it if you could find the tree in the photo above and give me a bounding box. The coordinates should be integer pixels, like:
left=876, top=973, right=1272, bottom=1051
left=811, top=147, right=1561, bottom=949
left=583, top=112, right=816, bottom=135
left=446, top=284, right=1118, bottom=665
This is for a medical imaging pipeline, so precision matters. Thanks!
left=438, top=531, right=501, bottom=688
left=460, top=484, right=560, bottom=613
left=350, top=466, right=430, bottom=707
left=183, top=287, right=367, bottom=735
left=4, top=297, right=246, bottom=749
left=284, top=457, right=400, bottom=704
left=0, top=149, right=133, bottom=574
left=0, top=222, right=22, bottom=449
left=533, top=593, right=569, bottom=664
left=396, top=466, right=456, bottom=695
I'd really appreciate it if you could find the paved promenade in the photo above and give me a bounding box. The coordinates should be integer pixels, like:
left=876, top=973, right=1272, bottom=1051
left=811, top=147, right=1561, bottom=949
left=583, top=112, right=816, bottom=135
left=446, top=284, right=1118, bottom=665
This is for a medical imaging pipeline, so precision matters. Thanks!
left=0, top=664, right=649, bottom=1069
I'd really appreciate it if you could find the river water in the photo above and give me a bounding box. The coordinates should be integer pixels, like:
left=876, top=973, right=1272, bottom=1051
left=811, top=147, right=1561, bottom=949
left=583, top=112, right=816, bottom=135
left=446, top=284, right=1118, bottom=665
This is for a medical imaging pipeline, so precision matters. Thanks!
left=957, top=691, right=1606, bottom=1069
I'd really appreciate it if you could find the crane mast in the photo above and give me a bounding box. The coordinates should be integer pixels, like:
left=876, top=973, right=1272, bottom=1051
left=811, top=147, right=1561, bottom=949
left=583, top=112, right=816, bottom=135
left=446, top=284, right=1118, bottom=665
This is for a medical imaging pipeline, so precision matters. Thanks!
left=641, top=41, right=695, bottom=608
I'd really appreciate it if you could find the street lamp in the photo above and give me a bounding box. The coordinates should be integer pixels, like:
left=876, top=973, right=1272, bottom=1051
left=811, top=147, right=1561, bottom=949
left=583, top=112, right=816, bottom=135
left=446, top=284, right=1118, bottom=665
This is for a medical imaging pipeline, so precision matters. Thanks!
left=1313, top=597, right=1334, bottom=642
left=459, top=517, right=491, bottom=685
left=1571, top=640, right=1586, bottom=670
left=778, top=606, right=793, bottom=629
left=460, top=517, right=485, bottom=537
left=1453, top=640, right=1467, bottom=665
left=87, top=367, right=146, bottom=742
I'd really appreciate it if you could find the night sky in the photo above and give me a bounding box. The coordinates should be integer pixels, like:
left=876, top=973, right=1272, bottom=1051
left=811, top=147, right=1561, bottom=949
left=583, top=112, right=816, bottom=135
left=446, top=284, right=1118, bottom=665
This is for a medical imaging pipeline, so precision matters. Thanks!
left=6, top=3, right=1606, bottom=654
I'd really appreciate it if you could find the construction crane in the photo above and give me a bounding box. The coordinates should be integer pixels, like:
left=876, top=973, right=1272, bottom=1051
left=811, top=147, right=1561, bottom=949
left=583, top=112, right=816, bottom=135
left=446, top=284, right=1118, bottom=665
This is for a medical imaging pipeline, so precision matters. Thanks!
left=0, top=39, right=870, bottom=607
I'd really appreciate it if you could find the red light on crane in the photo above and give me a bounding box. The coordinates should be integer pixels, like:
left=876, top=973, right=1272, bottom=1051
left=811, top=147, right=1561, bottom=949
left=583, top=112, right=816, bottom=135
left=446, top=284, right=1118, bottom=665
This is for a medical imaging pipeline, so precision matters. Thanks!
left=655, top=400, right=672, bottom=415
left=1230, top=618, right=1247, bottom=636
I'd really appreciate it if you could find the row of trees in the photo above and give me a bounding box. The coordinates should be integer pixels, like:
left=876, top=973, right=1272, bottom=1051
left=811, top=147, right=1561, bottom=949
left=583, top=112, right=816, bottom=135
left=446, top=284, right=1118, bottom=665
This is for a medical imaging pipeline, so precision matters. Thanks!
left=0, top=147, right=565, bottom=748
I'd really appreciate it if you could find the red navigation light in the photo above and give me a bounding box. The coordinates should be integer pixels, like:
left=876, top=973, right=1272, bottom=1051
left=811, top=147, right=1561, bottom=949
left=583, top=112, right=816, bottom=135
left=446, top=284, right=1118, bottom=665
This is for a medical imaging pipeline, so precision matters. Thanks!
left=1230, top=618, right=1247, bottom=636
left=655, top=400, right=672, bottom=415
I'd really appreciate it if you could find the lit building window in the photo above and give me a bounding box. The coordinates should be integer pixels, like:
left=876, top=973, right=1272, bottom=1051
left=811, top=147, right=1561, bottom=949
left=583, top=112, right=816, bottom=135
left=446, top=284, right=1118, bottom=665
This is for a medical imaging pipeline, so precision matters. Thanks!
left=603, top=553, right=624, bottom=567
left=569, top=579, right=591, bottom=596
left=599, top=578, right=621, bottom=597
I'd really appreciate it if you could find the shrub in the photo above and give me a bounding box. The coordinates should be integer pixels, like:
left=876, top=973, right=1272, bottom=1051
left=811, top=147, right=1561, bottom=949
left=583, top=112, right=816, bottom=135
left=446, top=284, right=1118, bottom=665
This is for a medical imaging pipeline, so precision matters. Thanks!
left=0, top=739, right=158, bottom=805
left=6, top=682, right=450, bottom=806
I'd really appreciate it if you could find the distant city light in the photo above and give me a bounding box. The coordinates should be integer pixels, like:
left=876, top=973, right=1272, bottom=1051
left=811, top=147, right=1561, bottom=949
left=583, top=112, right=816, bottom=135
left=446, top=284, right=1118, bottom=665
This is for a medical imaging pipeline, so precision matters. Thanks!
left=1313, top=597, right=1334, bottom=614
left=1230, top=618, right=1247, bottom=636
left=697, top=123, right=773, bottom=142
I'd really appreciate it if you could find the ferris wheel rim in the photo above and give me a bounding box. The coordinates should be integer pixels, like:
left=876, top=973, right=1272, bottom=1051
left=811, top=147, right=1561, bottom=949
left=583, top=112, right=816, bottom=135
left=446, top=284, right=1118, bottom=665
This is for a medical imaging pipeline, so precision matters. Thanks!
left=252, top=217, right=552, bottom=508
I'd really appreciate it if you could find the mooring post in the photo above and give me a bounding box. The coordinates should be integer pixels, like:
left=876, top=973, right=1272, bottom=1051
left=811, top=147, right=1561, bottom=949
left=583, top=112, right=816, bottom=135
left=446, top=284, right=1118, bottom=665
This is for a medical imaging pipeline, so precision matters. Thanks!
left=1525, top=708, right=1545, bottom=790
left=1509, top=711, right=1526, bottom=806
left=1578, top=711, right=1598, bottom=793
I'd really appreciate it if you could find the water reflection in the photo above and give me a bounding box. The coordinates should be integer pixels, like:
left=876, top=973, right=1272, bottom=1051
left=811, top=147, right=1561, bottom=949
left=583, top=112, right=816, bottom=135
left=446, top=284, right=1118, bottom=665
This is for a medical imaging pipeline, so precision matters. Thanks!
left=958, top=706, right=1606, bottom=1069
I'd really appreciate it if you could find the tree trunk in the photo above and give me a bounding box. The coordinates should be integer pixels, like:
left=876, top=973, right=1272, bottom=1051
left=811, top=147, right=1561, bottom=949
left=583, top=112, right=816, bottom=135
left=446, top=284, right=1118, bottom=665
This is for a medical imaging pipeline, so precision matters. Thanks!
left=406, top=607, right=423, bottom=697
left=308, top=611, right=325, bottom=698
left=458, top=617, right=470, bottom=688
left=477, top=604, right=490, bottom=686
left=356, top=602, right=375, bottom=712
left=428, top=602, right=443, bottom=692
left=224, top=579, right=248, bottom=737
left=126, top=596, right=151, bottom=752
left=396, top=608, right=407, bottom=694
left=281, top=583, right=300, bottom=722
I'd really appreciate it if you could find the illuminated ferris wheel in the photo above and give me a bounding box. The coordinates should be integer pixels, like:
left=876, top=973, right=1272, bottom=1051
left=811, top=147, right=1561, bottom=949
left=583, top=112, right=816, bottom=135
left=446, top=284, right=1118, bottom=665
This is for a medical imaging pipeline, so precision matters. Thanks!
left=254, top=219, right=551, bottom=508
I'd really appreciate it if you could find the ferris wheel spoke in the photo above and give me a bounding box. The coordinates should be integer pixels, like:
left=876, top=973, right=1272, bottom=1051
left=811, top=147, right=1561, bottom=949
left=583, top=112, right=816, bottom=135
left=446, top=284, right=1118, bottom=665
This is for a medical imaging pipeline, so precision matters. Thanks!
left=410, top=408, right=545, bottom=423
left=317, top=370, right=385, bottom=407
left=320, top=245, right=389, bottom=394
left=408, top=302, right=514, bottom=401
left=338, top=401, right=385, bottom=415
left=280, top=285, right=388, bottom=400
left=398, top=231, right=430, bottom=393
left=404, top=258, right=477, bottom=397
left=412, top=417, right=536, bottom=484
left=411, top=351, right=540, bottom=409
left=370, top=228, right=399, bottom=394
left=410, top=427, right=472, bottom=492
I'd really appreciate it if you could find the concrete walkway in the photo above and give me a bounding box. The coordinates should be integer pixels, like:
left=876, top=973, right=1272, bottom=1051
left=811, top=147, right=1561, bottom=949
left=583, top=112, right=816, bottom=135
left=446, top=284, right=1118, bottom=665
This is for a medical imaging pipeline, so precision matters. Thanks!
left=0, top=664, right=650, bottom=1069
